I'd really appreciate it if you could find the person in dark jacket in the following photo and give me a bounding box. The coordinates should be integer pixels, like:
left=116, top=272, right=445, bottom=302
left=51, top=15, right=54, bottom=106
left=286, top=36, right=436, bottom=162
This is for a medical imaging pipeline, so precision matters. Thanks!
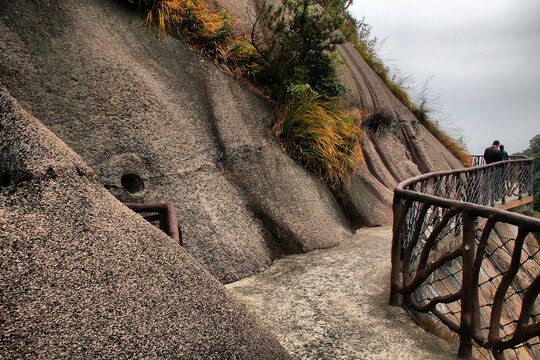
left=499, top=144, right=509, bottom=160
left=484, top=140, right=503, bottom=164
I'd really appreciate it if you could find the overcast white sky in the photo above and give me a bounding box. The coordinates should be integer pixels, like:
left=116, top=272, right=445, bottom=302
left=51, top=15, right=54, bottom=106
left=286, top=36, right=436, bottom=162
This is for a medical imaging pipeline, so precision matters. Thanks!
left=348, top=0, right=540, bottom=154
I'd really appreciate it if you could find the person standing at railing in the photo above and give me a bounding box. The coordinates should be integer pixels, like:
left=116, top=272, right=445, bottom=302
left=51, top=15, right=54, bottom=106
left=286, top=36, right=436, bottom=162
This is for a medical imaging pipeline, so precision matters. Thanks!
left=483, top=140, right=505, bottom=205
left=484, top=140, right=504, bottom=164
left=498, top=144, right=510, bottom=199
left=499, top=144, right=509, bottom=160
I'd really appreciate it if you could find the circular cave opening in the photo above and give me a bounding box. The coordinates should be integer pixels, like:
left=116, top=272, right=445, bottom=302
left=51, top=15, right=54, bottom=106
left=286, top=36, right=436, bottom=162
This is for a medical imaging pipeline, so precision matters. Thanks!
left=121, top=173, right=145, bottom=194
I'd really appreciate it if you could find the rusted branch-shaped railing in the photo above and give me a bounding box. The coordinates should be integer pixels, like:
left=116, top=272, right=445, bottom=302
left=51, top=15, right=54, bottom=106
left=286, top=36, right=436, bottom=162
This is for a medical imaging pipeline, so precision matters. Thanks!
left=390, top=158, right=539, bottom=359
left=124, top=202, right=181, bottom=244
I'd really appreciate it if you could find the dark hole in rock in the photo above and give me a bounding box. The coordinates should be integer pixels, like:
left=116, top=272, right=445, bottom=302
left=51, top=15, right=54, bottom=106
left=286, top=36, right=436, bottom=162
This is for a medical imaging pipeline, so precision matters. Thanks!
left=121, top=173, right=144, bottom=194
left=0, top=171, right=11, bottom=187
left=362, top=111, right=393, bottom=132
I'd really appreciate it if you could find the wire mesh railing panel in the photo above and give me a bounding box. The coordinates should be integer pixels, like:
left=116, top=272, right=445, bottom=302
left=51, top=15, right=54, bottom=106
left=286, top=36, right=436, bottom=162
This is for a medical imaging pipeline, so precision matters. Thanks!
left=414, top=161, right=533, bottom=209
left=390, top=158, right=540, bottom=359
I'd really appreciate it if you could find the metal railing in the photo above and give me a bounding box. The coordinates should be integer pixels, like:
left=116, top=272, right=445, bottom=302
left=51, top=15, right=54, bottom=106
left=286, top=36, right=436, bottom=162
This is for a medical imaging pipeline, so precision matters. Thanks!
left=471, top=155, right=529, bottom=167
left=124, top=202, right=181, bottom=244
left=389, top=157, right=539, bottom=359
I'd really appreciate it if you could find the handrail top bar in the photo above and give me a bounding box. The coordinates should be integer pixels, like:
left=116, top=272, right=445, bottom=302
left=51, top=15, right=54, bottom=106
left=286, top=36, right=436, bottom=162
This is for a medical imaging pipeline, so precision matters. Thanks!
left=396, top=187, right=540, bottom=229
left=123, top=202, right=175, bottom=211
left=396, top=157, right=534, bottom=191
left=394, top=156, right=539, bottom=229
left=471, top=154, right=529, bottom=158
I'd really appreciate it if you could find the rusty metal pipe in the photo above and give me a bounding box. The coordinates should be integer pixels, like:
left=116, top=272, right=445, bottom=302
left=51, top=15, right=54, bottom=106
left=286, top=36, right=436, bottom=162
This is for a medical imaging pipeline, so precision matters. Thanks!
left=124, top=202, right=181, bottom=245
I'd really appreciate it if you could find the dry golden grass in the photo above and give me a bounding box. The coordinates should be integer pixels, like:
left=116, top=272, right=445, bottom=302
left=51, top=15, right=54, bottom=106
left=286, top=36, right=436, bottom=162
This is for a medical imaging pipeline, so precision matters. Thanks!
left=144, top=0, right=232, bottom=44
left=217, top=40, right=263, bottom=79
left=143, top=1, right=264, bottom=81
left=274, top=88, right=364, bottom=188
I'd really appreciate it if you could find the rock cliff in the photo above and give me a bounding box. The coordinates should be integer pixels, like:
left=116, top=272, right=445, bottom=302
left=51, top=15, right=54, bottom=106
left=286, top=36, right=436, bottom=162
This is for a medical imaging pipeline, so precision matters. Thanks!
left=0, top=88, right=290, bottom=358
left=0, top=0, right=462, bottom=284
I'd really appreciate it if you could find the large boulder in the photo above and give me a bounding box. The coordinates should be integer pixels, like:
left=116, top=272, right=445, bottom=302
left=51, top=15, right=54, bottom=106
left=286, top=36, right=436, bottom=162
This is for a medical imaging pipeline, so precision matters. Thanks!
left=0, top=0, right=350, bottom=283
left=0, top=87, right=291, bottom=359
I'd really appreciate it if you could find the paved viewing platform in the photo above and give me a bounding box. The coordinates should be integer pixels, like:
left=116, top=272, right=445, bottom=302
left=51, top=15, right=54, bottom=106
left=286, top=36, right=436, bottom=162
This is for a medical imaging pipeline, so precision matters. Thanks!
left=227, top=227, right=458, bottom=359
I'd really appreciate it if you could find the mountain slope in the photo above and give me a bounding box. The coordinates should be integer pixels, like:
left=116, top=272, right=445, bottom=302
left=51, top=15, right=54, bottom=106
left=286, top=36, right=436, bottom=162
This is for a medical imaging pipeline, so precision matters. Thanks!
left=0, top=0, right=462, bottom=282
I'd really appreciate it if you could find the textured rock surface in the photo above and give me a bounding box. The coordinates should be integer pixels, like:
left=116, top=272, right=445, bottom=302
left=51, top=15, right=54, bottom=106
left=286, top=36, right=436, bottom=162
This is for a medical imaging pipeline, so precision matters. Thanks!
left=0, top=0, right=463, bottom=282
left=337, top=43, right=464, bottom=225
left=0, top=88, right=291, bottom=359
left=0, top=0, right=350, bottom=283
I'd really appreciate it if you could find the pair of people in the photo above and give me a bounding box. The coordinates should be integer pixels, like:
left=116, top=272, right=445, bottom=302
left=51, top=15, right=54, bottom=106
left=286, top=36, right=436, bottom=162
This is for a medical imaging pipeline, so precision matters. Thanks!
left=483, top=140, right=510, bottom=206
left=483, top=140, right=509, bottom=164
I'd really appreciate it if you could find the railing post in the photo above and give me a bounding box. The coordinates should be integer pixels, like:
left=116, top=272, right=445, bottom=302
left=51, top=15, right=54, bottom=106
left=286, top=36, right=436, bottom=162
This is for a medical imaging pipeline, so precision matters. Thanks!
left=389, top=193, right=404, bottom=306
left=458, top=210, right=475, bottom=359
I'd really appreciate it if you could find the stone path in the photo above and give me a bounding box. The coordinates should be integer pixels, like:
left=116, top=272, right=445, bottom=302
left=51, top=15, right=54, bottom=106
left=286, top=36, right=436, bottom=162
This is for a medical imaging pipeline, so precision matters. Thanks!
left=227, top=226, right=458, bottom=359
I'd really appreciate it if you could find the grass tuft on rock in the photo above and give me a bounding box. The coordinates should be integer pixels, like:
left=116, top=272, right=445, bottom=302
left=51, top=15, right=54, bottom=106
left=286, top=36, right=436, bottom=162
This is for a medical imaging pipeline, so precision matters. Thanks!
left=141, top=0, right=233, bottom=53
left=410, top=86, right=471, bottom=166
left=274, top=85, right=363, bottom=188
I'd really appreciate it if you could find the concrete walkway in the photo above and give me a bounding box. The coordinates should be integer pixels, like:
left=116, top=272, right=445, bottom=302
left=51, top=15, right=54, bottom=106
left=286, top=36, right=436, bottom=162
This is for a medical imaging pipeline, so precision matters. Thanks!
left=227, top=227, right=458, bottom=359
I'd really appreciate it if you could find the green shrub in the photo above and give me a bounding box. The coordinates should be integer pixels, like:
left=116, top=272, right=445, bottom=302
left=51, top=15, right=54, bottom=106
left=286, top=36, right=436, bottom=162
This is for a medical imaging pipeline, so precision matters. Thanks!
left=515, top=134, right=540, bottom=212
left=250, top=0, right=349, bottom=101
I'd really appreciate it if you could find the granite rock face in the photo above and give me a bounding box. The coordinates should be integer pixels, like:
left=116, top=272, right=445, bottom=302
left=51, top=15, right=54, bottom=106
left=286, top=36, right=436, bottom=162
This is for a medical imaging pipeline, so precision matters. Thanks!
left=0, top=0, right=350, bottom=283
left=0, top=0, right=462, bottom=282
left=0, top=88, right=291, bottom=359
left=337, top=43, right=464, bottom=226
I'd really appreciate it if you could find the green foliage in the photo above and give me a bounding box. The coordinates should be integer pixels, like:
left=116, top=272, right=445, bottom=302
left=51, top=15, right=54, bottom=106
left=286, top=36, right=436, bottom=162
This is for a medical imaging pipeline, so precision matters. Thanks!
left=518, top=134, right=540, bottom=169
left=127, top=0, right=155, bottom=8
left=245, top=0, right=364, bottom=185
left=250, top=0, right=348, bottom=101
left=274, top=85, right=363, bottom=188
left=534, top=171, right=540, bottom=196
